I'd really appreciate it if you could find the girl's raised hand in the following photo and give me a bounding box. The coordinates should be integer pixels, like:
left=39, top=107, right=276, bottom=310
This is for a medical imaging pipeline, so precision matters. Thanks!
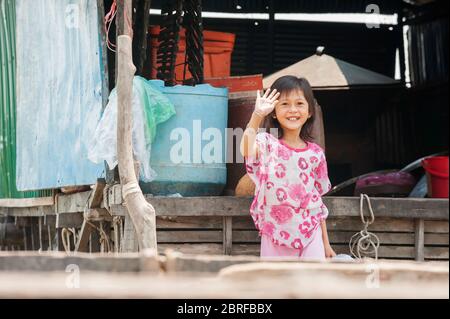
left=254, top=88, right=280, bottom=118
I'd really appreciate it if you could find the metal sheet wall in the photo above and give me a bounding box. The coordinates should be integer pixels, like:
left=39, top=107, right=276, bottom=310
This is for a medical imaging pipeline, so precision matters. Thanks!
left=14, top=0, right=105, bottom=191
left=202, top=18, right=399, bottom=77
left=407, top=17, right=449, bottom=86
left=147, top=13, right=399, bottom=78
left=0, top=0, right=50, bottom=198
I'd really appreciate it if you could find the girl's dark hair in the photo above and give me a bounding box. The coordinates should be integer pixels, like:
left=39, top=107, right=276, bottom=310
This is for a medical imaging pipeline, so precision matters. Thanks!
left=263, top=76, right=316, bottom=142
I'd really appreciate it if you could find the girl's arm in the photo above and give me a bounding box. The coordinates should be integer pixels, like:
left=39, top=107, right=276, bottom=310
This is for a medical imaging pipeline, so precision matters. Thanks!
left=240, top=112, right=264, bottom=158
left=240, top=89, right=280, bottom=158
left=321, top=220, right=336, bottom=258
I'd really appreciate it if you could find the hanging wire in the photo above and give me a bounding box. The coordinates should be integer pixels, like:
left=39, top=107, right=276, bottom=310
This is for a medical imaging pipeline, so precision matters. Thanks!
left=104, top=0, right=117, bottom=52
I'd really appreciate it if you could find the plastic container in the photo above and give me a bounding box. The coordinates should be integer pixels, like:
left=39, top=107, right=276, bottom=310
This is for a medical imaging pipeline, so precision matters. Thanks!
left=422, top=156, right=449, bottom=198
left=149, top=26, right=235, bottom=83
left=140, top=80, right=228, bottom=196
left=354, top=172, right=417, bottom=197
left=204, top=74, right=263, bottom=93
left=202, top=75, right=263, bottom=194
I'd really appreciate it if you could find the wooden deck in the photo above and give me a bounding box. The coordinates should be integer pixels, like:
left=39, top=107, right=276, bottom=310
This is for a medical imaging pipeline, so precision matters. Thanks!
left=1, top=187, right=449, bottom=261
left=0, top=252, right=448, bottom=298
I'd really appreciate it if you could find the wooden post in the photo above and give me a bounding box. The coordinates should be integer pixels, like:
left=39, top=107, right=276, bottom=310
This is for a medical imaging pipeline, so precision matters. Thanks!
left=122, top=213, right=139, bottom=252
left=415, top=219, right=425, bottom=262
left=116, top=0, right=157, bottom=251
left=75, top=180, right=106, bottom=252
left=75, top=221, right=96, bottom=252
left=223, top=217, right=233, bottom=255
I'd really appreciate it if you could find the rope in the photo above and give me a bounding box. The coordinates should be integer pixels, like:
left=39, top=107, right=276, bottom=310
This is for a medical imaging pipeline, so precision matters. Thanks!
left=61, top=228, right=78, bottom=254
left=349, top=194, right=380, bottom=260
left=104, top=0, right=117, bottom=52
left=86, top=221, right=112, bottom=253
left=103, top=183, right=111, bottom=212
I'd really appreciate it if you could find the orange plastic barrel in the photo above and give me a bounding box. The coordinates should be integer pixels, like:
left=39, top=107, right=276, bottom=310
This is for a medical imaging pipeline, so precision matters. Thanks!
left=149, top=26, right=236, bottom=82
left=422, top=156, right=449, bottom=198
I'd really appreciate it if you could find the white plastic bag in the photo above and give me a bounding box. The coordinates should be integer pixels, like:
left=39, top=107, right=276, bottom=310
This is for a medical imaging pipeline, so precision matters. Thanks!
left=87, top=88, right=157, bottom=182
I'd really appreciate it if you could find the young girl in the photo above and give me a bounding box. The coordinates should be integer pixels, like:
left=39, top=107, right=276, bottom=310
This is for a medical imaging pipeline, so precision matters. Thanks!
left=240, top=75, right=336, bottom=260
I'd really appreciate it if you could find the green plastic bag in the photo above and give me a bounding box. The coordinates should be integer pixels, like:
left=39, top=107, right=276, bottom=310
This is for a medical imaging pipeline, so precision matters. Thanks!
left=133, top=76, right=176, bottom=144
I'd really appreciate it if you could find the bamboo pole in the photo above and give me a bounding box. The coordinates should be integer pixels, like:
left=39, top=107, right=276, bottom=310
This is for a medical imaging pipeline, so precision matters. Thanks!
left=116, top=0, right=157, bottom=251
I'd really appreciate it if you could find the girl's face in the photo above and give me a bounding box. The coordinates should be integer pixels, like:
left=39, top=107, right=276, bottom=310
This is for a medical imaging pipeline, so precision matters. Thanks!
left=274, top=89, right=311, bottom=133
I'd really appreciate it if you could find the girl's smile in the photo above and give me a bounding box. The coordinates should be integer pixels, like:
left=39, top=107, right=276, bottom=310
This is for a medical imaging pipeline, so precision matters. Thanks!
left=274, top=89, right=311, bottom=131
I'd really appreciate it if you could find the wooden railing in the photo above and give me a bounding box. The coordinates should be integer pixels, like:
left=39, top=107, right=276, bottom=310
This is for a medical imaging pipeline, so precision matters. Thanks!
left=1, top=188, right=449, bottom=261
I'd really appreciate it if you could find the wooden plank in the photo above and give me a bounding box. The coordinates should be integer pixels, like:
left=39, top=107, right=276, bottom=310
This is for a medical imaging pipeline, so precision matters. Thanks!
left=1, top=206, right=55, bottom=217
left=56, top=191, right=91, bottom=214
left=235, top=217, right=447, bottom=233
left=331, top=232, right=414, bottom=245
left=425, top=233, right=449, bottom=246
left=153, top=230, right=447, bottom=247
left=425, top=221, right=449, bottom=234
left=0, top=197, right=54, bottom=208
left=75, top=220, right=96, bottom=252
left=424, top=247, right=449, bottom=260
left=230, top=230, right=431, bottom=246
left=0, top=253, right=148, bottom=272
left=107, top=185, right=123, bottom=206
left=233, top=230, right=260, bottom=243
left=233, top=216, right=256, bottom=230
left=164, top=254, right=263, bottom=274
left=0, top=260, right=447, bottom=299
left=231, top=244, right=421, bottom=259
left=232, top=217, right=416, bottom=233
left=84, top=208, right=112, bottom=222
left=335, top=245, right=417, bottom=259
left=107, top=195, right=449, bottom=220
left=223, top=217, right=233, bottom=255
left=156, top=216, right=223, bottom=229
left=157, top=231, right=223, bottom=243
left=158, top=244, right=223, bottom=255
left=232, top=244, right=260, bottom=256
left=147, top=196, right=251, bottom=216
left=56, top=213, right=84, bottom=229
left=324, top=197, right=449, bottom=220
left=88, top=180, right=106, bottom=208
left=415, top=219, right=425, bottom=261
left=327, top=217, right=415, bottom=232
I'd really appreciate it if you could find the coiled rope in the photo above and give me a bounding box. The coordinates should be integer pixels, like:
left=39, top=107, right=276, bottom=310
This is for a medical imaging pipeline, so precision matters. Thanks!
left=349, top=194, right=380, bottom=260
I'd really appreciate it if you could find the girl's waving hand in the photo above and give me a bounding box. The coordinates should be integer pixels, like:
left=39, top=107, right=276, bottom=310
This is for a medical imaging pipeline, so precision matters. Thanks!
left=254, top=88, right=280, bottom=117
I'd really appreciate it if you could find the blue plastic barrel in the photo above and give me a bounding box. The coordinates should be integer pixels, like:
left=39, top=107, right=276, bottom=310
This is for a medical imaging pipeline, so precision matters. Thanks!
left=140, top=80, right=228, bottom=196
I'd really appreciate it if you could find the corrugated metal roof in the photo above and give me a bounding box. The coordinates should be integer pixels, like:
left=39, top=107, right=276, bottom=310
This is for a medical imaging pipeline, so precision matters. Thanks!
left=151, top=0, right=402, bottom=14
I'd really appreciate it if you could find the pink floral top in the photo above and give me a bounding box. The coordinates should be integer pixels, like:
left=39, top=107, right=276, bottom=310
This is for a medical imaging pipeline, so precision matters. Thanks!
left=245, top=132, right=332, bottom=250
